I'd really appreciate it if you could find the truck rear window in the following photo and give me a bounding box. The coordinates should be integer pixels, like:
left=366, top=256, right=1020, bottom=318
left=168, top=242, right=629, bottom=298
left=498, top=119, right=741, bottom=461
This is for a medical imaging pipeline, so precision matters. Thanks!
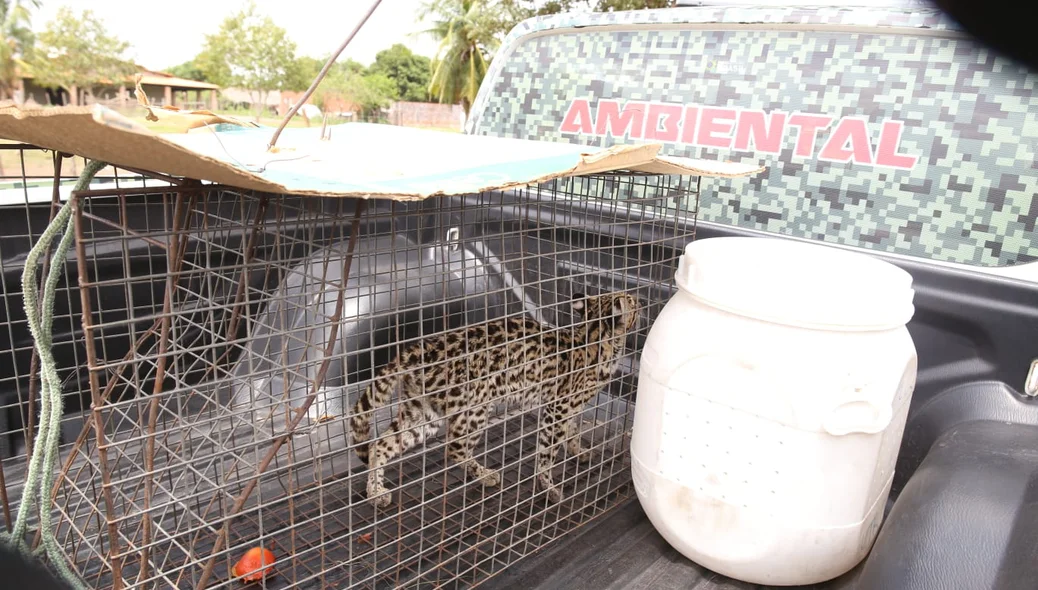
left=470, top=24, right=1038, bottom=268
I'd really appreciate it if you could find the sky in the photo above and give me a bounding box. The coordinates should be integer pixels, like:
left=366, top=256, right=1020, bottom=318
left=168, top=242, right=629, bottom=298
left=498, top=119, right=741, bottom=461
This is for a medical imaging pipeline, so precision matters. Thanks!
left=32, top=0, right=442, bottom=71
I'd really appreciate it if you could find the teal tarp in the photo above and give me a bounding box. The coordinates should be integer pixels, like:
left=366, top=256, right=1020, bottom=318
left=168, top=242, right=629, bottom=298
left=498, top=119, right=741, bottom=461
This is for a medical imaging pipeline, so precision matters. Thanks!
left=0, top=105, right=765, bottom=200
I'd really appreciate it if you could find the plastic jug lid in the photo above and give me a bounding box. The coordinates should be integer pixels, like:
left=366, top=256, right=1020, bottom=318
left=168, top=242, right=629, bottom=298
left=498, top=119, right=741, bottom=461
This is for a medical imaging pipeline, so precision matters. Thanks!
left=675, top=237, right=915, bottom=330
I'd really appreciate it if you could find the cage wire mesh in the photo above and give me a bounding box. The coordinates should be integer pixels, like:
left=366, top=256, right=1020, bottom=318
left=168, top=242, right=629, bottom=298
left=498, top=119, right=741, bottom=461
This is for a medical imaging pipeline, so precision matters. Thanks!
left=25, top=162, right=701, bottom=589
left=0, top=143, right=177, bottom=537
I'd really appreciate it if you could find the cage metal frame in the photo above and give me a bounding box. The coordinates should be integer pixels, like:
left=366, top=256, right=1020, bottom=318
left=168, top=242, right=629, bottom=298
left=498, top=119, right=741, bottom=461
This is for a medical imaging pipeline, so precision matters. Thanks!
left=0, top=144, right=178, bottom=538
left=8, top=152, right=704, bottom=589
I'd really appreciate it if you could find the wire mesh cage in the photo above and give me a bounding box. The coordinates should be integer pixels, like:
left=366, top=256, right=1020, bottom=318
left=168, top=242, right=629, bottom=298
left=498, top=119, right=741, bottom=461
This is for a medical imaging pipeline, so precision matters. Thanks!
left=0, top=144, right=177, bottom=533
left=43, top=167, right=701, bottom=589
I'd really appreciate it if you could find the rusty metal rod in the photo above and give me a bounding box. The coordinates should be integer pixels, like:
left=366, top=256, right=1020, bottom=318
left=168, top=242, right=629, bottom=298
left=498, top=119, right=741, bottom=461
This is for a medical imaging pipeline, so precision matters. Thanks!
left=35, top=187, right=199, bottom=552
left=75, top=210, right=172, bottom=250
left=174, top=194, right=286, bottom=587
left=267, top=0, right=384, bottom=150
left=137, top=190, right=188, bottom=587
left=72, top=189, right=125, bottom=589
left=111, top=165, right=187, bottom=187
left=222, top=195, right=270, bottom=343
left=183, top=199, right=359, bottom=582
left=194, top=199, right=367, bottom=589
left=72, top=184, right=207, bottom=199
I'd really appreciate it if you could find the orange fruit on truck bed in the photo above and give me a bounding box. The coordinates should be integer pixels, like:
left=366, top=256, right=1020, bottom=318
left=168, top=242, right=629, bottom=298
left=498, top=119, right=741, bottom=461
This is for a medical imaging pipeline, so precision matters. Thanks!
left=231, top=546, right=275, bottom=582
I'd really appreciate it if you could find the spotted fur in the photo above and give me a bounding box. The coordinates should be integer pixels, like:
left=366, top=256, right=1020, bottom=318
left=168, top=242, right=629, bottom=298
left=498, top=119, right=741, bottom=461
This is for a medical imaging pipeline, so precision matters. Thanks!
left=350, top=291, right=642, bottom=509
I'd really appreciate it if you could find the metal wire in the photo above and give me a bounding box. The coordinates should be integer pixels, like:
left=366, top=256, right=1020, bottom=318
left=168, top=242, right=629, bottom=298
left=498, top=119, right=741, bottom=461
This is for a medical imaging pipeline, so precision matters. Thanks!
left=267, top=0, right=385, bottom=150
left=0, top=142, right=178, bottom=554
left=0, top=147, right=702, bottom=589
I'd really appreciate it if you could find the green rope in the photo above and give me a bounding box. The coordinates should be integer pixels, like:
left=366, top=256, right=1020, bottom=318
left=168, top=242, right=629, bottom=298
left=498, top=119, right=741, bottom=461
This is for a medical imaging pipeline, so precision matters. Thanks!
left=1, top=160, right=107, bottom=590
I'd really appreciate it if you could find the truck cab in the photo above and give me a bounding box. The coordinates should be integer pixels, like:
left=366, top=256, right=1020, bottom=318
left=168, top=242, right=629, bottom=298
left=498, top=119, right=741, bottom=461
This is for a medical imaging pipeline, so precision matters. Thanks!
left=0, top=2, right=1034, bottom=589
left=466, top=2, right=1038, bottom=588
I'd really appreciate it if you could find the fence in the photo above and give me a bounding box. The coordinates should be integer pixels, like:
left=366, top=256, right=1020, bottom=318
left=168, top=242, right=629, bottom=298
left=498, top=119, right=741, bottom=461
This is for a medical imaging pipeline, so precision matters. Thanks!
left=388, top=102, right=466, bottom=130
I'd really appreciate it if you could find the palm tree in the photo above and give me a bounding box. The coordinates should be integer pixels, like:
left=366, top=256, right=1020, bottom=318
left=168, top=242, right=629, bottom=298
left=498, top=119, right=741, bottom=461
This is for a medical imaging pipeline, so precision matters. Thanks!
left=0, top=0, right=39, bottom=101
left=420, top=0, right=506, bottom=117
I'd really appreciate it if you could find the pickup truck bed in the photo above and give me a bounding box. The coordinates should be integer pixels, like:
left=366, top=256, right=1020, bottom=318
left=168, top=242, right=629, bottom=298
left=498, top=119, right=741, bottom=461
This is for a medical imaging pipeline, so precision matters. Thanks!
left=479, top=497, right=859, bottom=590
left=460, top=4, right=1038, bottom=587
left=481, top=419, right=1038, bottom=590
left=2, top=3, right=1037, bottom=588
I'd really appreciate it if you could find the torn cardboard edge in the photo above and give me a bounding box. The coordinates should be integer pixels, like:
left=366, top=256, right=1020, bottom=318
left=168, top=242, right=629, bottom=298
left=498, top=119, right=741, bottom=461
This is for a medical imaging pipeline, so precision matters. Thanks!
left=133, top=75, right=260, bottom=130
left=0, top=103, right=766, bottom=201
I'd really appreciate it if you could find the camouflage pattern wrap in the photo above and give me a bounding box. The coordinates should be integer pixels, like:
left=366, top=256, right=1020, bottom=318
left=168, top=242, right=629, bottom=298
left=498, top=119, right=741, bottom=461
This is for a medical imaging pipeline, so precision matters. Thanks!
left=468, top=7, right=1038, bottom=267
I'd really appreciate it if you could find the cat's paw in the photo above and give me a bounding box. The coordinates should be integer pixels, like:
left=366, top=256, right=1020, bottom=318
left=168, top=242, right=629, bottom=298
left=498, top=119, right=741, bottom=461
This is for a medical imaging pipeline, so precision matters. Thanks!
left=369, top=491, right=392, bottom=509
left=567, top=440, right=593, bottom=463
left=544, top=485, right=563, bottom=504
left=479, top=469, right=502, bottom=487
left=571, top=446, right=594, bottom=463
left=367, top=482, right=392, bottom=509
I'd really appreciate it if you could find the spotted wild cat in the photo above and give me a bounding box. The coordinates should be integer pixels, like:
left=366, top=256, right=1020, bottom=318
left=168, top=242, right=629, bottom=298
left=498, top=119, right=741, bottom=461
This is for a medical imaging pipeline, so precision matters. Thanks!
left=350, top=291, right=642, bottom=509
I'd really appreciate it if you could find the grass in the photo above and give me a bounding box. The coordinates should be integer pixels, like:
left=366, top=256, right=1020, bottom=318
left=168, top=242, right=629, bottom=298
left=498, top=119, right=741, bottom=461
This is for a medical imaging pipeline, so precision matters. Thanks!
left=0, top=145, right=72, bottom=182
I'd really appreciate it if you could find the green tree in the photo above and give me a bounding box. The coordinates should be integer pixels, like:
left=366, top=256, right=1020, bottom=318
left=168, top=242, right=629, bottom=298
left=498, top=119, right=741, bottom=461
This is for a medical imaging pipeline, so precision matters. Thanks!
left=420, top=0, right=507, bottom=116
left=359, top=71, right=402, bottom=117
left=294, top=56, right=365, bottom=107
left=285, top=55, right=323, bottom=92
left=334, top=58, right=367, bottom=77
left=594, top=0, right=675, bottom=11
left=310, top=75, right=339, bottom=112
left=369, top=43, right=432, bottom=102
left=165, top=59, right=207, bottom=82
left=194, top=43, right=230, bottom=88
left=0, top=0, right=38, bottom=101
left=352, top=72, right=399, bottom=118
left=502, top=0, right=673, bottom=17
left=313, top=66, right=398, bottom=120
left=29, top=6, right=135, bottom=105
left=196, top=1, right=297, bottom=120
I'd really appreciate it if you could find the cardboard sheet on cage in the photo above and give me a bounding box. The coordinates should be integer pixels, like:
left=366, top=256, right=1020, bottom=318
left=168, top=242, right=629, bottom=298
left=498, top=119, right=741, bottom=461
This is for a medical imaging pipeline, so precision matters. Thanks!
left=0, top=104, right=764, bottom=200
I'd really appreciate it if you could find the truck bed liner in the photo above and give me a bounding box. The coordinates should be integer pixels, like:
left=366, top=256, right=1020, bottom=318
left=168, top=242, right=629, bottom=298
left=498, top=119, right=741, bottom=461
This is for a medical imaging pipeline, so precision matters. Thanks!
left=477, top=498, right=860, bottom=590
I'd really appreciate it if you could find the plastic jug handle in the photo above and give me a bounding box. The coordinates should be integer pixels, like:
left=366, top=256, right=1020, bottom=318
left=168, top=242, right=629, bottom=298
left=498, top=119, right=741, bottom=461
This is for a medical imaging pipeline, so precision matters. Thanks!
left=823, top=397, right=893, bottom=436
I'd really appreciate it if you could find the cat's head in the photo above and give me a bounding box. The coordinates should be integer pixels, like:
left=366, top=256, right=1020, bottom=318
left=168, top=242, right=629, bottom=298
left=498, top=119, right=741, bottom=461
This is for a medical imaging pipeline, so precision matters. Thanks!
left=571, top=291, right=642, bottom=334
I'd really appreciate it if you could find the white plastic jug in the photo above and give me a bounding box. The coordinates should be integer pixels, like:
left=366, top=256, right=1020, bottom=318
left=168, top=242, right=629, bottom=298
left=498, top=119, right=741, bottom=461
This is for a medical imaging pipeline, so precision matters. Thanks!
left=631, top=236, right=917, bottom=586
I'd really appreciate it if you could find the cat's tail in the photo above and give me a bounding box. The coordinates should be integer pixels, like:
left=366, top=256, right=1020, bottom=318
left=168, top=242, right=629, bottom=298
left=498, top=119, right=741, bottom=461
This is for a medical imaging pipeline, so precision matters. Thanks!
left=350, top=359, right=403, bottom=466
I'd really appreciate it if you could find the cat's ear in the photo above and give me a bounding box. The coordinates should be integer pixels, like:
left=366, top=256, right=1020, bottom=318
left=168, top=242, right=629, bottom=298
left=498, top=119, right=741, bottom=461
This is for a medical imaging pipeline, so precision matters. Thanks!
left=613, top=296, right=628, bottom=316
left=608, top=297, right=626, bottom=328
left=571, top=292, right=587, bottom=315
left=609, top=295, right=640, bottom=330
